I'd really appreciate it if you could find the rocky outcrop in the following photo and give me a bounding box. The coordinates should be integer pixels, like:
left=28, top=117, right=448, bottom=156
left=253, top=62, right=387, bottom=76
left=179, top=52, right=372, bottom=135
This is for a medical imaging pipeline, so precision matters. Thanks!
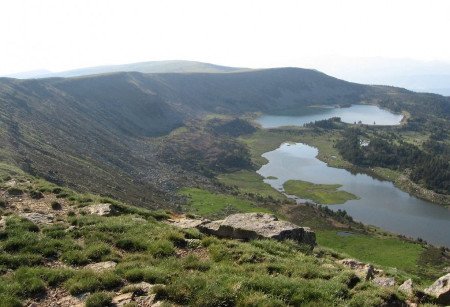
left=373, top=276, right=395, bottom=287
left=19, top=212, right=54, bottom=224
left=398, top=279, right=414, bottom=296
left=112, top=293, right=134, bottom=306
left=337, top=259, right=374, bottom=281
left=84, top=261, right=117, bottom=272
left=198, top=213, right=316, bottom=246
left=424, top=273, right=450, bottom=305
left=87, top=203, right=115, bottom=216
left=167, top=217, right=209, bottom=229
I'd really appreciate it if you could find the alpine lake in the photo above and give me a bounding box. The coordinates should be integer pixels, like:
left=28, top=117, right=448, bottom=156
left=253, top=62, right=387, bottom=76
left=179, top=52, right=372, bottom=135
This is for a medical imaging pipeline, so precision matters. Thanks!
left=256, top=105, right=450, bottom=247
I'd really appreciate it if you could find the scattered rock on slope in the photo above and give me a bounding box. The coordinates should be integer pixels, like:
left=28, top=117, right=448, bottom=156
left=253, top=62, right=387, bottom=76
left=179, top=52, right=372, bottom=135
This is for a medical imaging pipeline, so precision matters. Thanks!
left=337, top=259, right=375, bottom=281
left=84, top=261, right=117, bottom=272
left=398, top=279, right=414, bottom=296
left=19, top=212, right=54, bottom=224
left=424, top=273, right=450, bottom=305
left=198, top=213, right=316, bottom=246
left=167, top=217, right=209, bottom=229
left=87, top=203, right=115, bottom=216
left=373, top=276, right=396, bottom=287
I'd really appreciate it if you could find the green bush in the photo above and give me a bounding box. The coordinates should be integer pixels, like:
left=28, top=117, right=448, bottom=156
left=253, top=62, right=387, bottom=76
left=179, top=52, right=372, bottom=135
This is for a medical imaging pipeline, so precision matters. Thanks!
left=166, top=231, right=186, bottom=248
left=51, top=201, right=62, bottom=210
left=85, top=292, right=112, bottom=307
left=182, top=255, right=210, bottom=272
left=237, top=292, right=285, bottom=307
left=65, top=271, right=122, bottom=295
left=116, top=238, right=147, bottom=252
left=84, top=243, right=111, bottom=261
left=148, top=240, right=175, bottom=258
left=52, top=187, right=62, bottom=194
left=29, top=190, right=44, bottom=199
left=0, top=253, right=43, bottom=269
left=3, top=232, right=39, bottom=253
left=0, top=294, right=22, bottom=307
left=61, top=250, right=89, bottom=266
left=13, top=269, right=47, bottom=297
left=7, top=188, right=22, bottom=196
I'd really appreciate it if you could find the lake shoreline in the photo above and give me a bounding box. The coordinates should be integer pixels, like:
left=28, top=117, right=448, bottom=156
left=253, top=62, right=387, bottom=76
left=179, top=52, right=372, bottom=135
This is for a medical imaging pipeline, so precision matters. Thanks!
left=258, top=142, right=450, bottom=247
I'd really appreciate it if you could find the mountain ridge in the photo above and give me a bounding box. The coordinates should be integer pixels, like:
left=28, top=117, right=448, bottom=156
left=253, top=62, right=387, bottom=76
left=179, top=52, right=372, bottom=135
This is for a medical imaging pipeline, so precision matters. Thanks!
left=0, top=67, right=449, bottom=207
left=3, top=60, right=249, bottom=79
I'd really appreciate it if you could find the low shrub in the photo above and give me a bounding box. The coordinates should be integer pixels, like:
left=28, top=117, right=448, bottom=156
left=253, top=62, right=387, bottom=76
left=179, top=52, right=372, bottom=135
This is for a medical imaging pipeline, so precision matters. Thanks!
left=0, top=294, right=22, bottom=307
left=51, top=201, right=62, bottom=210
left=7, top=188, right=22, bottom=196
left=29, top=190, right=44, bottom=199
left=85, top=292, right=112, bottom=307
left=65, top=271, right=122, bottom=295
left=148, top=240, right=175, bottom=258
left=61, top=250, right=89, bottom=266
left=116, top=238, right=147, bottom=252
left=84, top=243, right=111, bottom=262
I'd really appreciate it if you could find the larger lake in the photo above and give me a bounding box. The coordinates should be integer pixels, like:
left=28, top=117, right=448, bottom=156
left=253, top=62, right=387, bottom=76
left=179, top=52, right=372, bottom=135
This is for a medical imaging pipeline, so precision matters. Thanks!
left=258, top=143, right=450, bottom=247
left=256, top=105, right=403, bottom=128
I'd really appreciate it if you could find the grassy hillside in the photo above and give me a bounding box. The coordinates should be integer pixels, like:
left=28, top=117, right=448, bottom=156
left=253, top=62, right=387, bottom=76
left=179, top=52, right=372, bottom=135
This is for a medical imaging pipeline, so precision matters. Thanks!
left=1, top=165, right=445, bottom=306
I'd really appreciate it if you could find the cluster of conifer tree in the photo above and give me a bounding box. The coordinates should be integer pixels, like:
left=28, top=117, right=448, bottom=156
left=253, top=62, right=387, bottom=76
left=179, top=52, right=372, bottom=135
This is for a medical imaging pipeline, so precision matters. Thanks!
left=336, top=128, right=450, bottom=194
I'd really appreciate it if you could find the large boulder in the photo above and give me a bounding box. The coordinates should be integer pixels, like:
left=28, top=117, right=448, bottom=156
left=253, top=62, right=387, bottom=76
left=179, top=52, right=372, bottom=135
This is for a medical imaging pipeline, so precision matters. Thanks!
left=198, top=213, right=316, bottom=246
left=424, top=273, right=450, bottom=305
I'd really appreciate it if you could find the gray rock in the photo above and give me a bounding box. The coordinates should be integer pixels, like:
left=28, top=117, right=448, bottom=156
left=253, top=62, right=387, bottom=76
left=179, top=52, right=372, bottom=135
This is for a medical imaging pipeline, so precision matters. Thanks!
left=112, top=292, right=134, bottom=306
left=198, top=213, right=316, bottom=246
left=135, top=294, right=156, bottom=306
left=123, top=282, right=157, bottom=294
left=337, top=258, right=375, bottom=280
left=373, top=276, right=396, bottom=287
left=64, top=225, right=76, bottom=232
left=424, top=273, right=450, bottom=305
left=0, top=216, right=6, bottom=229
left=19, top=212, right=54, bottom=224
left=84, top=261, right=116, bottom=272
left=398, top=279, right=414, bottom=296
left=87, top=203, right=114, bottom=216
left=167, top=217, right=209, bottom=229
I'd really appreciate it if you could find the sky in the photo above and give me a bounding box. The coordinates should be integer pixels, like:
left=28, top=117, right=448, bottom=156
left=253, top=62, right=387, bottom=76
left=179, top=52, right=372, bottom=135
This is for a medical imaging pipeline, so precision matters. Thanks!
left=1, top=0, right=450, bottom=75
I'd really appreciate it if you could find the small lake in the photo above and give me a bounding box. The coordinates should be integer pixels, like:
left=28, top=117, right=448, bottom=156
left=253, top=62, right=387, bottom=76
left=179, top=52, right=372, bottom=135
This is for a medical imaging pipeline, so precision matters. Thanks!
left=258, top=143, right=450, bottom=247
left=256, top=105, right=403, bottom=128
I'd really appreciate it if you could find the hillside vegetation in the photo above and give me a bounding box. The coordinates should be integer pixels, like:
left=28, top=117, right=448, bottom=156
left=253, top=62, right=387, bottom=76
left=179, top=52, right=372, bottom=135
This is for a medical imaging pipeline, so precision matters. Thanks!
left=1, top=67, right=449, bottom=209
left=0, top=166, right=427, bottom=307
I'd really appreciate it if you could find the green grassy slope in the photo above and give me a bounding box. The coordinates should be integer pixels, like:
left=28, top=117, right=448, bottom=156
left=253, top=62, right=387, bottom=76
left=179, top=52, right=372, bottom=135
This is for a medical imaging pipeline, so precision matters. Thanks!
left=0, top=166, right=414, bottom=307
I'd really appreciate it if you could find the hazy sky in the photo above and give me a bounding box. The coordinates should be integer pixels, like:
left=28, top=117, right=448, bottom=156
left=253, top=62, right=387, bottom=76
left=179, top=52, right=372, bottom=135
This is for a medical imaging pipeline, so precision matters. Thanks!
left=1, top=0, right=450, bottom=75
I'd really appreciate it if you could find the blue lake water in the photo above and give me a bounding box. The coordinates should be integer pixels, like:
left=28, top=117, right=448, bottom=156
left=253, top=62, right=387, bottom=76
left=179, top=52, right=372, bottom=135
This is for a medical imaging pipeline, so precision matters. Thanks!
left=256, top=105, right=403, bottom=128
left=258, top=143, right=450, bottom=247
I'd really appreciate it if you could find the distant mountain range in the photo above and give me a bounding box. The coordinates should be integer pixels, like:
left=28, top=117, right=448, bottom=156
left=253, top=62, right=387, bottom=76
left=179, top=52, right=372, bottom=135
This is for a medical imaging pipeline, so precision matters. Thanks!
left=4, top=60, right=248, bottom=79
left=5, top=58, right=450, bottom=96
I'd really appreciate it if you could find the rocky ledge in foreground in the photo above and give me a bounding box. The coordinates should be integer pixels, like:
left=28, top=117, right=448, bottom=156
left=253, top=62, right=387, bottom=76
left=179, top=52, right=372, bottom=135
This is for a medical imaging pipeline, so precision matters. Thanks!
left=425, top=273, right=450, bottom=305
left=170, top=213, right=316, bottom=247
